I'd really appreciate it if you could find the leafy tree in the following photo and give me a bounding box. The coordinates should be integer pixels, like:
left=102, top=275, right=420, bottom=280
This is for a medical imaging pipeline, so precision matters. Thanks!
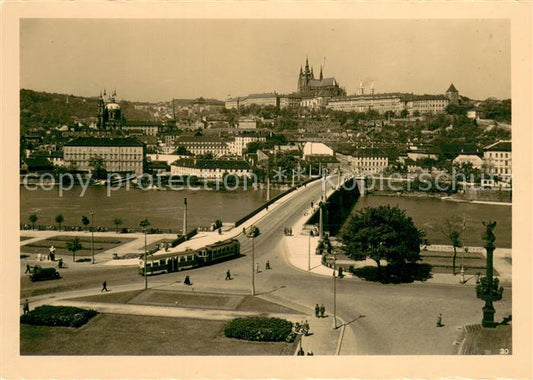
left=81, top=215, right=90, bottom=232
left=175, top=146, right=192, bottom=156
left=400, top=109, right=409, bottom=118
left=340, top=206, right=424, bottom=281
left=139, top=218, right=151, bottom=231
left=66, top=237, right=83, bottom=262
left=113, top=218, right=123, bottom=233
left=88, top=155, right=107, bottom=180
left=440, top=215, right=466, bottom=275
left=28, top=213, right=38, bottom=230
left=55, top=214, right=64, bottom=231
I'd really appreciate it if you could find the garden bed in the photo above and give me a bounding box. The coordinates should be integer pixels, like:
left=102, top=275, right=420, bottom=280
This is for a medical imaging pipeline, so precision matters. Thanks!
left=20, top=305, right=98, bottom=328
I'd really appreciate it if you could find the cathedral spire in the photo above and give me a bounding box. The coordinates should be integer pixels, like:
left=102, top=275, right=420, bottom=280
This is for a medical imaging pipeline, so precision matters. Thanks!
left=320, top=66, right=323, bottom=80
left=305, top=55, right=309, bottom=73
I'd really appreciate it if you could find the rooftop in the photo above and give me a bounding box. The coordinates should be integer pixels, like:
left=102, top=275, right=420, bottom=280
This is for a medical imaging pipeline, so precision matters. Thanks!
left=64, top=137, right=144, bottom=147
left=485, top=140, right=511, bottom=152
left=172, top=159, right=251, bottom=170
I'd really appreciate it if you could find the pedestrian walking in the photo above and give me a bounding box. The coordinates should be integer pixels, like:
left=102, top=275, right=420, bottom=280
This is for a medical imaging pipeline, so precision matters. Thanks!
left=101, top=281, right=108, bottom=292
left=256, top=262, right=260, bottom=273
left=265, top=260, right=271, bottom=270
left=184, top=275, right=191, bottom=285
left=319, top=304, right=325, bottom=318
left=22, top=299, right=30, bottom=314
left=25, top=264, right=31, bottom=273
left=315, top=304, right=320, bottom=318
left=225, top=269, right=231, bottom=280
left=436, top=313, right=443, bottom=327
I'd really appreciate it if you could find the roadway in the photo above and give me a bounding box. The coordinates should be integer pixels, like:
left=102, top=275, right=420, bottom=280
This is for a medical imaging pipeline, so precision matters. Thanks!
left=20, top=178, right=512, bottom=354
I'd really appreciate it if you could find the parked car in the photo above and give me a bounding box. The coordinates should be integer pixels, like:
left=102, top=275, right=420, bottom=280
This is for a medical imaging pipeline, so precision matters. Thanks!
left=29, top=267, right=61, bottom=282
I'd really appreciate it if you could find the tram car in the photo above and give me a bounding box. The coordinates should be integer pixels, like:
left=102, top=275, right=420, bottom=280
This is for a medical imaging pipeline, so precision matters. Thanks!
left=139, top=238, right=240, bottom=275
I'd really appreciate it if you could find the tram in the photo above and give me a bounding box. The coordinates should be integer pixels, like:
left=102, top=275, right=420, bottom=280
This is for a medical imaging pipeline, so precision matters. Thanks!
left=139, top=238, right=240, bottom=275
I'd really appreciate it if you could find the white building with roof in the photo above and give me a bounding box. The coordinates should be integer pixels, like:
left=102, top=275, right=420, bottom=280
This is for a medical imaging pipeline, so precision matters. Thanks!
left=302, top=142, right=334, bottom=159
left=483, top=140, right=512, bottom=181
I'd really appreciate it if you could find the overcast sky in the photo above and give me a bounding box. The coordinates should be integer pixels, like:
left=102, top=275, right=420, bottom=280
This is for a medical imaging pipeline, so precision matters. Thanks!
left=20, top=19, right=510, bottom=102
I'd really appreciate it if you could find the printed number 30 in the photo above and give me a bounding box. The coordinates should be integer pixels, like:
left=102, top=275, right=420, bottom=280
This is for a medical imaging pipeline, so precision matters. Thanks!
left=499, top=348, right=510, bottom=355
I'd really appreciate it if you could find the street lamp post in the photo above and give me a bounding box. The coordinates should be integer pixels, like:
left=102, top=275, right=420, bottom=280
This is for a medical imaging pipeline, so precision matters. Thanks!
left=139, top=218, right=150, bottom=290
left=460, top=247, right=467, bottom=284
left=90, top=211, right=95, bottom=264
left=307, top=231, right=311, bottom=271
left=246, top=225, right=260, bottom=296
left=183, top=198, right=188, bottom=236
left=332, top=252, right=338, bottom=330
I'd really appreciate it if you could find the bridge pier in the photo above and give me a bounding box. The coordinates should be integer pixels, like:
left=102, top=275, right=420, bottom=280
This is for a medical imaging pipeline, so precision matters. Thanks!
left=356, top=176, right=365, bottom=197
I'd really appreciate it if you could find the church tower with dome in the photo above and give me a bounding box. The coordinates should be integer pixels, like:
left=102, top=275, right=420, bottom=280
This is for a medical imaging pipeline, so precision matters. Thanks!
left=97, top=89, right=123, bottom=130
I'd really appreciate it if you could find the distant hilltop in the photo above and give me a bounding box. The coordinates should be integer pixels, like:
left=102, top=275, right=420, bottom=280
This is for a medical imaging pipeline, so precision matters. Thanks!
left=19, top=89, right=225, bottom=132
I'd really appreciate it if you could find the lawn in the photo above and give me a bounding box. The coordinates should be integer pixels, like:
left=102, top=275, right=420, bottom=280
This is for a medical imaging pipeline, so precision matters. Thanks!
left=20, top=314, right=297, bottom=355
left=69, top=289, right=301, bottom=314
left=21, top=236, right=135, bottom=256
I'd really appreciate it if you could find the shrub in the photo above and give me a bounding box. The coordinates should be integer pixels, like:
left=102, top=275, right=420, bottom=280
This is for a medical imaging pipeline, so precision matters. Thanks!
left=20, top=305, right=98, bottom=327
left=224, top=317, right=294, bottom=342
left=76, top=258, right=92, bottom=263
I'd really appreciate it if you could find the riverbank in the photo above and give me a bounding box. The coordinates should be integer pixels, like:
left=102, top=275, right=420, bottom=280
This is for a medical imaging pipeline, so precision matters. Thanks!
left=369, top=189, right=512, bottom=205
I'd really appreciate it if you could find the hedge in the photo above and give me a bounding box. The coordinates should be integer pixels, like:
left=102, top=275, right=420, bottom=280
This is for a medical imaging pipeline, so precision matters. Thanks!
left=224, top=317, right=295, bottom=342
left=20, top=305, right=98, bottom=328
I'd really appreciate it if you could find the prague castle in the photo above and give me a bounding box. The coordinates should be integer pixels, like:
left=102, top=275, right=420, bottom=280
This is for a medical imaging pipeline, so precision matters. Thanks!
left=297, top=57, right=346, bottom=97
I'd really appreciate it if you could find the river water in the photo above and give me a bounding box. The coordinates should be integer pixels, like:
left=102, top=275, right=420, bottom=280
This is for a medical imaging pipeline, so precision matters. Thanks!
left=20, top=186, right=280, bottom=233
left=20, top=187, right=511, bottom=247
left=352, top=195, right=512, bottom=248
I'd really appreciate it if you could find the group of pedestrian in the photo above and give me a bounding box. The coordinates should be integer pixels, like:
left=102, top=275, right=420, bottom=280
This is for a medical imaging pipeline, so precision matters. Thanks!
left=296, top=347, right=314, bottom=356
left=315, top=304, right=326, bottom=318
left=293, top=320, right=311, bottom=336
left=283, top=227, right=293, bottom=236
left=255, top=260, right=271, bottom=273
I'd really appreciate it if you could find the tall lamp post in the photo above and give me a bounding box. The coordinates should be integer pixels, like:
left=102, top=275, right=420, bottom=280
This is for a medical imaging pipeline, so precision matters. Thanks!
left=90, top=211, right=95, bottom=264
left=183, top=198, right=188, bottom=236
left=139, top=218, right=151, bottom=290
left=477, top=221, right=504, bottom=327
left=245, top=225, right=260, bottom=296
left=331, top=245, right=338, bottom=330
left=307, top=231, right=312, bottom=271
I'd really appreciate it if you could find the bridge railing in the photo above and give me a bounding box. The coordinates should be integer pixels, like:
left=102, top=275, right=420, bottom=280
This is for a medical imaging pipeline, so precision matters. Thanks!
left=234, top=176, right=321, bottom=228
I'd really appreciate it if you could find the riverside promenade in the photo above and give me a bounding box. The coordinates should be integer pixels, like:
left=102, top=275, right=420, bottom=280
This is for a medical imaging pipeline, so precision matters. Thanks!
left=282, top=189, right=512, bottom=287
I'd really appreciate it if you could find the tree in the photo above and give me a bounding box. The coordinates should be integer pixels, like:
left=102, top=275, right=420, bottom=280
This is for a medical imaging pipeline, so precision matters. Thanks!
left=55, top=214, right=64, bottom=231
left=175, top=146, right=192, bottom=156
left=440, top=215, right=466, bottom=275
left=81, top=215, right=90, bottom=232
left=113, top=218, right=123, bottom=233
left=66, top=237, right=83, bottom=262
left=340, top=206, right=424, bottom=281
left=88, top=155, right=107, bottom=180
left=28, top=213, right=38, bottom=230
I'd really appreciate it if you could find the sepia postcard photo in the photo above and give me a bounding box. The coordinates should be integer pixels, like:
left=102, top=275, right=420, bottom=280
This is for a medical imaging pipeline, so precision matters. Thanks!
left=1, top=2, right=532, bottom=379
